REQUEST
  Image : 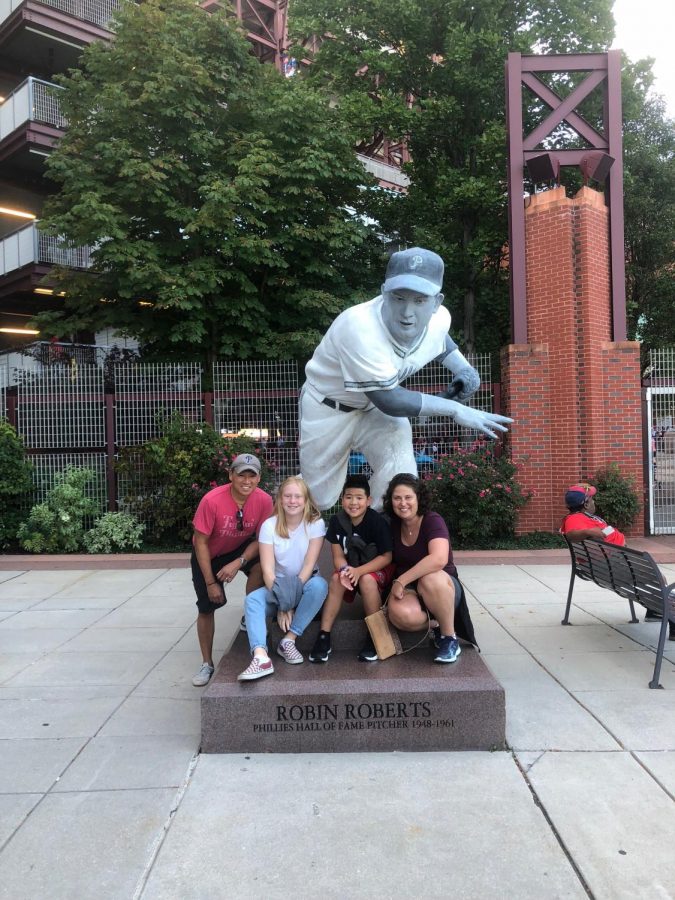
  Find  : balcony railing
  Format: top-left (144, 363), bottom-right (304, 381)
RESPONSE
top-left (0, 0), bottom-right (122, 29)
top-left (0, 221), bottom-right (92, 276)
top-left (0, 77), bottom-right (66, 141)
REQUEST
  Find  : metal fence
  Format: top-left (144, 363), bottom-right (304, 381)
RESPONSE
top-left (1, 347), bottom-right (495, 521)
top-left (17, 365), bottom-right (105, 449)
top-left (115, 362), bottom-right (202, 445)
top-left (646, 348), bottom-right (675, 534)
top-left (37, 0), bottom-right (121, 28)
top-left (213, 359), bottom-right (302, 484)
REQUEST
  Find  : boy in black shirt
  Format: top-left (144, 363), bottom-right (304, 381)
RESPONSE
top-left (309, 475), bottom-right (393, 663)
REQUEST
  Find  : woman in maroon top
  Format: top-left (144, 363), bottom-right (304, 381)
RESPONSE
top-left (383, 473), bottom-right (476, 663)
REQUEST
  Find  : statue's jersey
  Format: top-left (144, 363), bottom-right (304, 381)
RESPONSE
top-left (304, 296), bottom-right (451, 407)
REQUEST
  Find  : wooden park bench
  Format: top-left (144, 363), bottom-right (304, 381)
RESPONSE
top-left (562, 538), bottom-right (675, 689)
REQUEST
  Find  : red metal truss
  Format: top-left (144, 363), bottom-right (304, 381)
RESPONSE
top-left (505, 51), bottom-right (626, 343)
top-left (201, 0), bottom-right (289, 70)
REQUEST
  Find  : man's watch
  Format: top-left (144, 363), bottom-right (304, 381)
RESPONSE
top-left (239, 556), bottom-right (247, 568)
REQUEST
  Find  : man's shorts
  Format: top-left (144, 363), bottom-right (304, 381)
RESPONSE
top-left (342, 563), bottom-right (396, 604)
top-left (191, 541), bottom-right (257, 614)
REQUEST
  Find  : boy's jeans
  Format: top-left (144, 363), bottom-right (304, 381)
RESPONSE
top-left (245, 575), bottom-right (328, 653)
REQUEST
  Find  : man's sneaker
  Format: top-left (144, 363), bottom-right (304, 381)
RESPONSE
top-left (239, 615), bottom-right (247, 632)
top-left (434, 635), bottom-right (461, 664)
top-left (429, 625), bottom-right (442, 649)
top-left (277, 638), bottom-right (304, 665)
top-left (237, 656), bottom-right (274, 681)
top-left (358, 636), bottom-right (379, 662)
top-left (309, 632), bottom-right (332, 663)
top-left (192, 662), bottom-right (215, 687)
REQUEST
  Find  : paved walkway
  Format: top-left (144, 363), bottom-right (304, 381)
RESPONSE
top-left (0, 555), bottom-right (674, 899)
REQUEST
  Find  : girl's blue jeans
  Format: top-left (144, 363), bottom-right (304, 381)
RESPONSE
top-left (244, 575), bottom-right (328, 653)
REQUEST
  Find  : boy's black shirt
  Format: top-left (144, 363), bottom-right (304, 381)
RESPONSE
top-left (326, 507), bottom-right (393, 560)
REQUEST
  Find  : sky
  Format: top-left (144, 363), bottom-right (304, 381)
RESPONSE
top-left (612, 0), bottom-right (675, 118)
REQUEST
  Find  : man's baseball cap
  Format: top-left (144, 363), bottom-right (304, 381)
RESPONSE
top-left (230, 453), bottom-right (261, 475)
top-left (564, 483), bottom-right (597, 507)
top-left (383, 247), bottom-right (444, 296)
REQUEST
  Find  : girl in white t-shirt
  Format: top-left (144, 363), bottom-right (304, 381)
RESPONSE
top-left (238, 476), bottom-right (327, 681)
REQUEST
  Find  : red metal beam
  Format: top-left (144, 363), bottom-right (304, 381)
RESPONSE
top-left (505, 51), bottom-right (626, 344)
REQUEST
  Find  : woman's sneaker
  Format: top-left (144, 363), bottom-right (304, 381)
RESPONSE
top-left (277, 638), bottom-right (304, 664)
top-left (358, 636), bottom-right (379, 662)
top-left (309, 632), bottom-right (332, 663)
top-left (434, 636), bottom-right (461, 664)
top-left (237, 656), bottom-right (274, 681)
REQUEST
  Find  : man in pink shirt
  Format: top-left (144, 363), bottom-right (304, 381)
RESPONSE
top-left (191, 453), bottom-right (273, 686)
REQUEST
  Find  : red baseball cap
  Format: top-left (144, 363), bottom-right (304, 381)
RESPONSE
top-left (565, 483), bottom-right (596, 507)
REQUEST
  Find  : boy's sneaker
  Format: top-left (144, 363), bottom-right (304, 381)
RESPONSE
top-left (192, 662), bottom-right (215, 686)
top-left (237, 656), bottom-right (274, 681)
top-left (429, 625), bottom-right (442, 649)
top-left (309, 632), bottom-right (332, 663)
top-left (434, 636), bottom-right (461, 664)
top-left (277, 638), bottom-right (304, 665)
top-left (239, 615), bottom-right (247, 632)
top-left (358, 636), bottom-right (379, 662)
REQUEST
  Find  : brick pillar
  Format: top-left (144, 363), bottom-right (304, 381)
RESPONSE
top-left (502, 186), bottom-right (644, 535)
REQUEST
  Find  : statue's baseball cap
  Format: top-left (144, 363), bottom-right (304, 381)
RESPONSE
top-left (565, 483), bottom-right (596, 507)
top-left (230, 453), bottom-right (261, 475)
top-left (383, 247), bottom-right (444, 296)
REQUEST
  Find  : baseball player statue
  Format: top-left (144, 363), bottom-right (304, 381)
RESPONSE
top-left (299, 247), bottom-right (512, 509)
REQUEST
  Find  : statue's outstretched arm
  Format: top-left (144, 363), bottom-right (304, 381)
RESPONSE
top-left (368, 388), bottom-right (512, 439)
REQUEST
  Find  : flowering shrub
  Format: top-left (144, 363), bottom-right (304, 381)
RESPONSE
top-left (426, 447), bottom-right (531, 548)
top-left (18, 467), bottom-right (101, 553)
top-left (0, 420), bottom-right (33, 548)
top-left (83, 512), bottom-right (145, 553)
top-left (116, 413), bottom-right (269, 543)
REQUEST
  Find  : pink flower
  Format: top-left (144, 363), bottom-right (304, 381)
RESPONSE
top-left (505, 486), bottom-right (512, 493)
top-left (458, 469), bottom-right (465, 476)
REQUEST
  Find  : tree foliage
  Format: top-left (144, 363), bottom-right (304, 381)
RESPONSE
top-left (290, 0), bottom-right (672, 355)
top-left (621, 63), bottom-right (675, 354)
top-left (39, 0), bottom-right (383, 363)
top-left (0, 420), bottom-right (33, 548)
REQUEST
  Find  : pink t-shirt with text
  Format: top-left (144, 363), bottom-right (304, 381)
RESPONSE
top-left (192, 484), bottom-right (273, 559)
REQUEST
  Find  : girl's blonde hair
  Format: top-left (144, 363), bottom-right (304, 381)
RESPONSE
top-left (274, 476), bottom-right (321, 538)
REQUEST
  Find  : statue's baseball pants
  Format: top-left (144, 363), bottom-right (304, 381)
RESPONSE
top-left (299, 386), bottom-right (417, 510)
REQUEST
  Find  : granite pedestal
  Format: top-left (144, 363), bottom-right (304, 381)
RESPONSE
top-left (201, 620), bottom-right (505, 753)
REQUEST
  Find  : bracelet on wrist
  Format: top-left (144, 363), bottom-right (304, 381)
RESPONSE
top-left (338, 564), bottom-right (349, 573)
top-left (207, 581), bottom-right (217, 587)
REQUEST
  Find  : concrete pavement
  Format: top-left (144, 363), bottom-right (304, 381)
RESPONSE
top-left (0, 558), bottom-right (674, 899)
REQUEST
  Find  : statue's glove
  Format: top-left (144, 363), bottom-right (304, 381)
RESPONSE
top-left (447, 365), bottom-right (480, 402)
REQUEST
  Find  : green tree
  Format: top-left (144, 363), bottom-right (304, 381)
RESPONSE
top-left (621, 62), bottom-right (675, 353)
top-left (0, 420), bottom-right (33, 548)
top-left (38, 0), bottom-right (382, 363)
top-left (290, 0), bottom-right (615, 355)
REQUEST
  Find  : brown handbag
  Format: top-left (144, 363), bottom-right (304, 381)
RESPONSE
top-left (365, 599), bottom-right (431, 660)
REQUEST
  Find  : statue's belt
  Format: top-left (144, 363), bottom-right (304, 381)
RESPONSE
top-left (321, 397), bottom-right (359, 413)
